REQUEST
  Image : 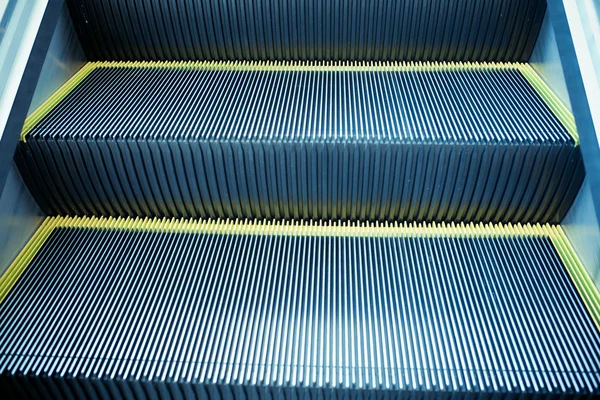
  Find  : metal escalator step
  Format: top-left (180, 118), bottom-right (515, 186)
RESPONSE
top-left (0, 217), bottom-right (599, 397)
top-left (17, 62), bottom-right (583, 224)
top-left (65, 0), bottom-right (546, 63)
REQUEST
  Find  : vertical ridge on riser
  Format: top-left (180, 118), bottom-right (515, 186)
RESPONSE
top-left (1, 218), bottom-right (599, 397)
top-left (16, 62), bottom-right (584, 223)
top-left (66, 0), bottom-right (546, 63)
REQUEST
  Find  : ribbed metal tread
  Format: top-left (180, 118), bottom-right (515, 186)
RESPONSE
top-left (66, 0), bottom-right (545, 63)
top-left (17, 62), bottom-right (584, 224)
top-left (1, 218), bottom-right (599, 398)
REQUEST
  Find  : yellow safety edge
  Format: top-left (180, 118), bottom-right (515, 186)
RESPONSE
top-left (19, 61), bottom-right (579, 144)
top-left (20, 63), bottom-right (97, 141)
top-left (1, 215), bottom-right (599, 330)
top-left (0, 218), bottom-right (60, 303)
top-left (517, 64), bottom-right (579, 145)
top-left (8, 215), bottom-right (552, 237)
top-left (86, 59), bottom-right (520, 71)
top-left (544, 224), bottom-right (600, 332)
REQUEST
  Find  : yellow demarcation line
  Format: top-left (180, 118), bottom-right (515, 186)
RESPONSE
top-left (1, 216), bottom-right (599, 332)
top-left (20, 63), bottom-right (97, 141)
top-left (87, 59), bottom-right (517, 72)
top-left (1, 215), bottom-right (550, 237)
top-left (516, 64), bottom-right (579, 145)
top-left (0, 218), bottom-right (60, 303)
top-left (544, 224), bottom-right (600, 332)
top-left (20, 61), bottom-right (579, 144)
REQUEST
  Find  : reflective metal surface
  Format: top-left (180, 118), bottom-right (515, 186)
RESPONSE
top-left (65, 0), bottom-right (546, 63)
top-left (27, 1), bottom-right (85, 115)
top-left (563, 178), bottom-right (600, 291)
top-left (1, 226), bottom-right (599, 395)
top-left (0, 162), bottom-right (43, 276)
top-left (0, 1), bottom-right (83, 278)
top-left (529, 11), bottom-right (572, 111)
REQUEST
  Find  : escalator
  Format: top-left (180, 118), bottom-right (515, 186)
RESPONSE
top-left (0, 0), bottom-right (599, 398)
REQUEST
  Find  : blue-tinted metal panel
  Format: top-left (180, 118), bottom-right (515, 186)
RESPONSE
top-left (0, 1), bottom-right (84, 277)
top-left (0, 0), bottom-right (62, 202)
top-left (0, 163), bottom-right (43, 276)
top-left (574, 0), bottom-right (600, 106)
top-left (563, 179), bottom-right (600, 290)
top-left (546, 0), bottom-right (600, 293)
top-left (529, 11), bottom-right (573, 112)
top-left (27, 1), bottom-right (85, 114)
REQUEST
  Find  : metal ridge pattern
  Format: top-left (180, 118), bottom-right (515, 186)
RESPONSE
top-left (1, 216), bottom-right (599, 330)
top-left (0, 217), bottom-right (599, 396)
top-left (65, 0), bottom-right (545, 63)
top-left (20, 61), bottom-right (579, 144)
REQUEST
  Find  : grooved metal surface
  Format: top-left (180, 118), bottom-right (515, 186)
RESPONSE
top-left (65, 0), bottom-right (546, 62)
top-left (25, 66), bottom-right (571, 143)
top-left (0, 227), bottom-right (599, 396)
top-left (17, 64), bottom-right (584, 223)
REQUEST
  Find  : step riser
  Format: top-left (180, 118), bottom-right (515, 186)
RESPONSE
top-left (67, 0), bottom-right (546, 63)
top-left (16, 140), bottom-right (584, 223)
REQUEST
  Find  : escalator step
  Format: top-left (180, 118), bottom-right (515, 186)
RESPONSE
top-left (0, 217), bottom-right (599, 397)
top-left (17, 62), bottom-right (583, 224)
